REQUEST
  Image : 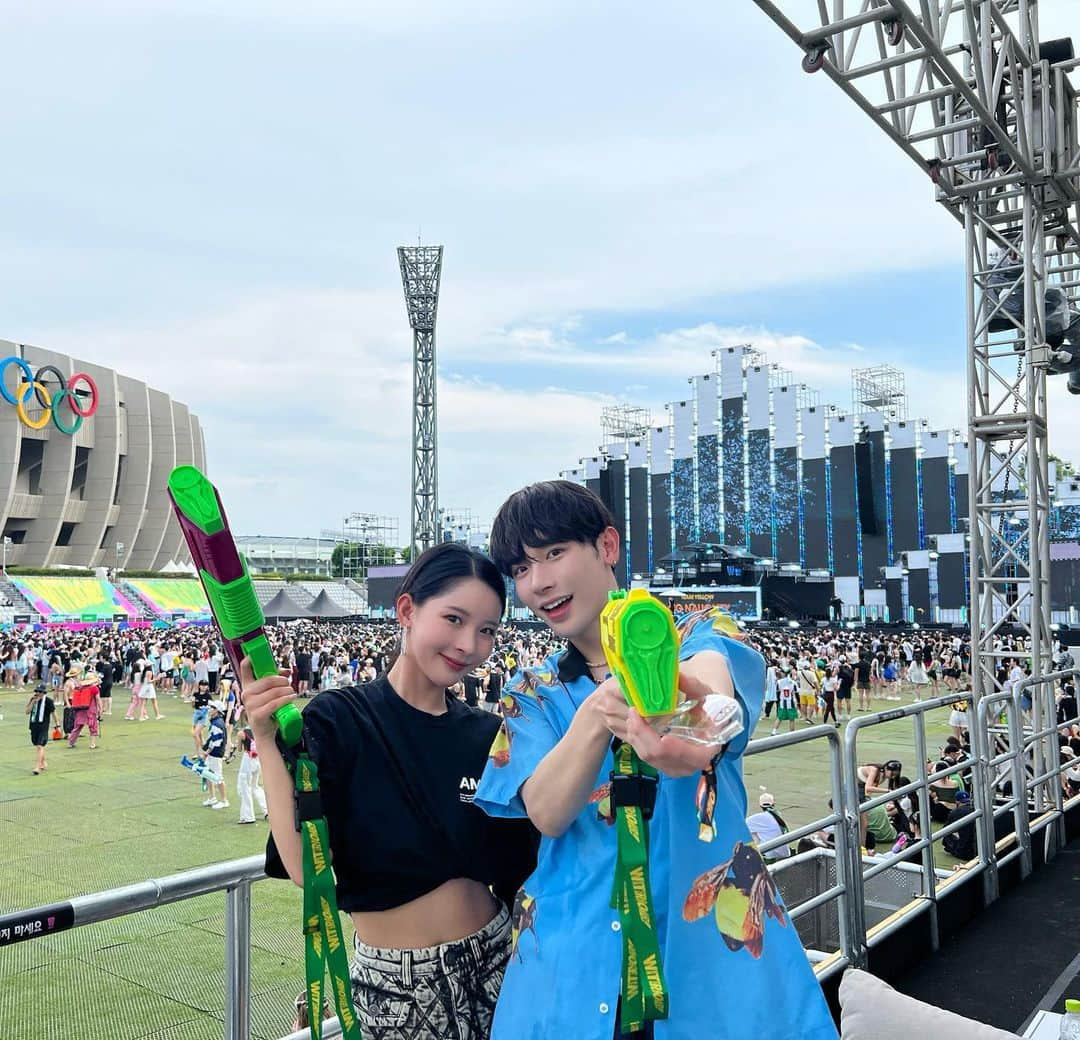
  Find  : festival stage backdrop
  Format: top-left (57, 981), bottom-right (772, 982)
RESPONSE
top-left (649, 425), bottom-right (672, 573)
top-left (721, 397), bottom-right (746, 549)
top-left (889, 422), bottom-right (919, 557)
top-left (829, 414), bottom-right (859, 577)
top-left (860, 414), bottom-right (889, 581)
top-left (602, 454), bottom-right (627, 585)
top-left (672, 400), bottom-right (696, 549)
top-left (695, 374), bottom-right (720, 544)
top-left (654, 586), bottom-right (761, 622)
top-left (921, 429), bottom-right (953, 540)
top-left (746, 363), bottom-right (772, 560)
top-left (628, 439), bottom-right (650, 581)
top-left (773, 386), bottom-right (800, 566)
top-left (954, 441), bottom-right (970, 527)
top-left (801, 407), bottom-right (830, 572)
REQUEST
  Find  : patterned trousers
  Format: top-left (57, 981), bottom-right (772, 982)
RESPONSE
top-left (350, 904), bottom-right (511, 1040)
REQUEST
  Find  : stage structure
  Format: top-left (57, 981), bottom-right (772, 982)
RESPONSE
top-left (398, 244), bottom-right (443, 556)
top-left (753, 0), bottom-right (1080, 906)
top-left (334, 513), bottom-right (400, 580)
top-left (439, 506), bottom-right (489, 549)
top-left (852, 364), bottom-right (909, 422)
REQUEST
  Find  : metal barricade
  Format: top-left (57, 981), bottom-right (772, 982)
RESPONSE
top-left (0, 856), bottom-right (265, 1040)
top-left (842, 692), bottom-right (986, 968)
top-left (3, 672), bottom-right (1079, 1037)
top-left (974, 685), bottom-right (1033, 900)
top-left (744, 724), bottom-right (853, 979)
top-left (1016, 669), bottom-right (1080, 852)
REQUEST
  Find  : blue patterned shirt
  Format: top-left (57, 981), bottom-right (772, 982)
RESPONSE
top-left (476, 609), bottom-right (839, 1040)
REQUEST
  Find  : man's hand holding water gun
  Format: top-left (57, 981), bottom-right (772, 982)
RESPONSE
top-left (588, 666), bottom-right (729, 777)
top-left (593, 590), bottom-right (744, 776)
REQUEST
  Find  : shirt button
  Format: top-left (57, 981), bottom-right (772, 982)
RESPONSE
top-left (611, 921), bottom-right (621, 932)
top-left (599, 1003), bottom-right (610, 1014)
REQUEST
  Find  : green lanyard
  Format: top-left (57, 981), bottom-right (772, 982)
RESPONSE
top-left (610, 743), bottom-right (669, 1034)
top-left (289, 751), bottom-right (363, 1040)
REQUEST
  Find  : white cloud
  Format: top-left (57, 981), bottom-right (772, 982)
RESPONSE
top-left (5, 1), bottom-right (1079, 543)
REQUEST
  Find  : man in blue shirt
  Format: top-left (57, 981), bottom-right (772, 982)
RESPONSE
top-left (476, 480), bottom-right (838, 1040)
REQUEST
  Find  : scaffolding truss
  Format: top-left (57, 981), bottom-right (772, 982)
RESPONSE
top-left (601, 404), bottom-right (652, 446)
top-left (438, 506), bottom-right (488, 548)
top-left (755, 0), bottom-right (1080, 932)
top-left (852, 363), bottom-right (909, 421)
top-left (337, 513), bottom-right (400, 580)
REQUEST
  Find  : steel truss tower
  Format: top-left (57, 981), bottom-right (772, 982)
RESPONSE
top-left (755, 0), bottom-right (1079, 919)
top-left (398, 245), bottom-right (444, 556)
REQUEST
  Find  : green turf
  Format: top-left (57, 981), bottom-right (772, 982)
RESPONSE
top-left (0, 682), bottom-right (963, 1038)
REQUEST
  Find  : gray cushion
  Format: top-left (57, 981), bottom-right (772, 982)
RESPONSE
top-left (839, 968), bottom-right (1022, 1040)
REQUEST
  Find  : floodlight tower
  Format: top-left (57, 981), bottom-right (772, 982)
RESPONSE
top-left (754, 0), bottom-right (1079, 918)
top-left (398, 245), bottom-right (444, 556)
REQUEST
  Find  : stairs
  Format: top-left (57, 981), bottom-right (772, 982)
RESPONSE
top-left (119, 581), bottom-right (165, 621)
top-left (1, 578), bottom-right (39, 619)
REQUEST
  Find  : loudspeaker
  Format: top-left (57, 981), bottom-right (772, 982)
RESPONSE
top-left (855, 440), bottom-right (879, 535)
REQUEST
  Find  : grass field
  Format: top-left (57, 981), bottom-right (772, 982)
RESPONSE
top-left (0, 682), bottom-right (963, 1039)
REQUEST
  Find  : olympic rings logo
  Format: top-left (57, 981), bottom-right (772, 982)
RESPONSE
top-left (0, 356), bottom-right (99, 435)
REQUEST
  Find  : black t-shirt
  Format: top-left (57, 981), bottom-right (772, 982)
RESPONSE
top-left (838, 664), bottom-right (855, 692)
top-left (265, 677), bottom-right (538, 913)
top-left (485, 670), bottom-right (503, 703)
top-left (855, 659), bottom-right (871, 683)
top-left (28, 695), bottom-right (55, 729)
top-left (95, 660), bottom-right (113, 694)
top-left (463, 673), bottom-right (482, 707)
top-left (193, 689), bottom-right (211, 710)
top-left (294, 651), bottom-right (312, 677)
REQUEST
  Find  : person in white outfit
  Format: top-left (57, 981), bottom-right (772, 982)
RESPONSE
top-left (236, 727), bottom-right (268, 824)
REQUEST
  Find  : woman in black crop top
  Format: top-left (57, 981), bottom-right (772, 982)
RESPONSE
top-left (244, 543), bottom-right (537, 1040)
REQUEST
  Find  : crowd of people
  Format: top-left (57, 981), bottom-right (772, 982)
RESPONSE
top-left (5, 616), bottom-right (1076, 858)
top-left (4, 621), bottom-right (1076, 770)
top-left (2, 478), bottom-right (1078, 1040)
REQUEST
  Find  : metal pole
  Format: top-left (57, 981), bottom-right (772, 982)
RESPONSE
top-left (974, 691), bottom-right (1001, 906)
top-left (841, 723), bottom-right (869, 969)
top-left (826, 727), bottom-right (854, 968)
top-left (224, 881), bottom-right (252, 1040)
top-left (913, 712), bottom-right (940, 951)
top-left (1007, 688), bottom-right (1034, 880)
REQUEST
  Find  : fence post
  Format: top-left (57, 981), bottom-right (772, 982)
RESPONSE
top-left (225, 881), bottom-right (252, 1040)
top-left (841, 725), bottom-right (869, 969)
top-left (826, 728), bottom-right (855, 967)
top-left (913, 712), bottom-right (940, 951)
top-left (1008, 692), bottom-right (1034, 880)
top-left (974, 693), bottom-right (1001, 906)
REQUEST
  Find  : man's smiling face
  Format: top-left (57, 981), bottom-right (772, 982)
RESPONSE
top-left (510, 529), bottom-right (619, 642)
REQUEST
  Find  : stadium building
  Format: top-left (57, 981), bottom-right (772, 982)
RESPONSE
top-left (234, 535), bottom-right (334, 576)
top-left (0, 339), bottom-right (206, 571)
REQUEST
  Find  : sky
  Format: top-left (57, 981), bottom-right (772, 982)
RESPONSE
top-left (3, 2), bottom-right (1078, 541)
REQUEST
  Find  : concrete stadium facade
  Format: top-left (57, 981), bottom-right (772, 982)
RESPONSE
top-left (0, 339), bottom-right (206, 570)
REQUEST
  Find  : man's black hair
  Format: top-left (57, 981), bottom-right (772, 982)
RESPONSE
top-left (489, 480), bottom-right (616, 577)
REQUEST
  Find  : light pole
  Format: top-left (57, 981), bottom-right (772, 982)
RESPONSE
top-left (2, 536), bottom-right (11, 577)
top-left (115, 541), bottom-right (123, 581)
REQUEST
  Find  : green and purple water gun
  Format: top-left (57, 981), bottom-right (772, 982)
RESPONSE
top-left (167, 465), bottom-right (303, 746)
top-left (167, 465), bottom-right (360, 1039)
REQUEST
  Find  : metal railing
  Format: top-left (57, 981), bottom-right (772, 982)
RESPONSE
top-left (744, 723), bottom-right (853, 978)
top-left (841, 691), bottom-right (986, 966)
top-left (3, 669), bottom-right (1079, 1037)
